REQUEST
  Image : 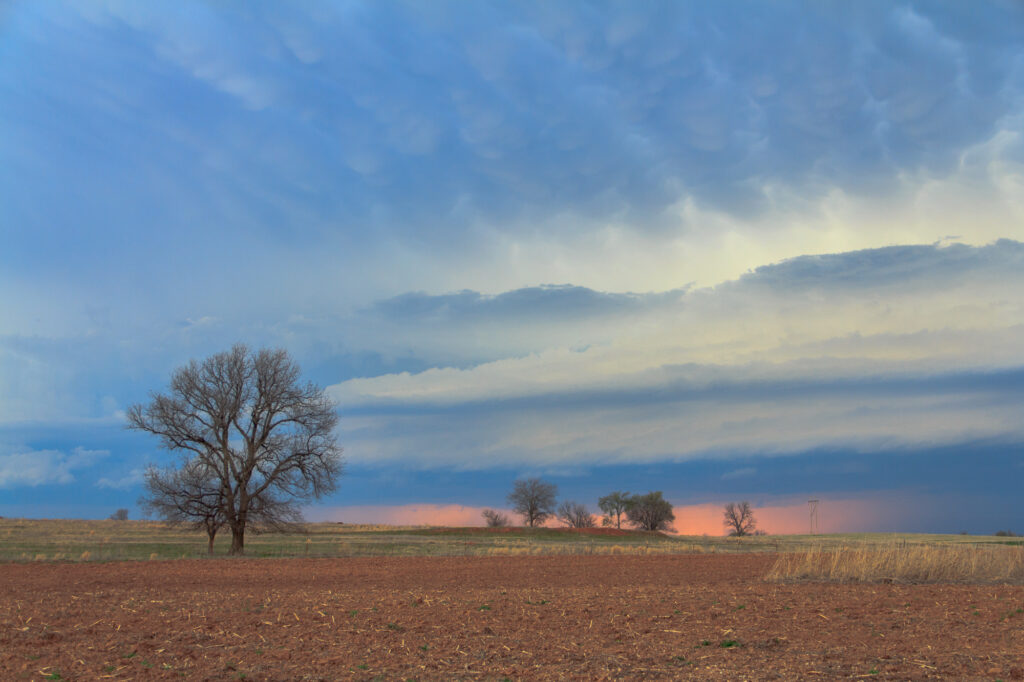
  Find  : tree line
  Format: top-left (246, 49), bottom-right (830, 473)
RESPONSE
top-left (482, 479), bottom-right (676, 532)
top-left (483, 477), bottom-right (762, 535)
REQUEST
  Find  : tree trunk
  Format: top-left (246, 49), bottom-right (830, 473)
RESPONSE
top-left (230, 524), bottom-right (245, 555)
top-left (207, 529), bottom-right (216, 555)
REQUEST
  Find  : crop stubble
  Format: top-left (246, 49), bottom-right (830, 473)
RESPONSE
top-left (1, 555), bottom-right (1022, 680)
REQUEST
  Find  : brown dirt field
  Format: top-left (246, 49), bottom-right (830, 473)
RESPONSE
top-left (1, 555), bottom-right (1022, 680)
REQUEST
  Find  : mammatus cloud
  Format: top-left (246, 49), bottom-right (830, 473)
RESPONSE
top-left (5, 0), bottom-right (1024, 336)
top-left (47, 1), bottom-right (1024, 228)
top-left (0, 447), bottom-right (109, 488)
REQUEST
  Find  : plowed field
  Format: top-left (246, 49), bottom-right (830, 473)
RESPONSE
top-left (2, 555), bottom-right (1022, 680)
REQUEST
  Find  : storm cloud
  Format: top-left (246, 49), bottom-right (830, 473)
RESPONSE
top-left (2, 2), bottom-right (1023, 529)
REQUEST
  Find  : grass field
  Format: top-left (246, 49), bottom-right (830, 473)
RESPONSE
top-left (768, 542), bottom-right (1024, 583)
top-left (0, 517), bottom-right (1019, 562)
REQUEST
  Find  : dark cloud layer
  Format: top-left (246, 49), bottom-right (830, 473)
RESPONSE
top-left (341, 363), bottom-right (1024, 416)
top-left (736, 239), bottom-right (1024, 291)
top-left (369, 284), bottom-right (684, 322)
top-left (364, 240), bottom-right (1023, 331)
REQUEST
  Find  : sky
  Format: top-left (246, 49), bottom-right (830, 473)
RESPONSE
top-left (2, 1), bottom-right (1024, 535)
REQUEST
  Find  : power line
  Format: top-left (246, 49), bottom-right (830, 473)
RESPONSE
top-left (808, 499), bottom-right (819, 535)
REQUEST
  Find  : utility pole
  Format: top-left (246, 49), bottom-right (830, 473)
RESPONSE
top-left (807, 499), bottom-right (819, 535)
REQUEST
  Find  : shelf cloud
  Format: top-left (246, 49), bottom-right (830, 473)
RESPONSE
top-left (1, 2), bottom-right (1023, 530)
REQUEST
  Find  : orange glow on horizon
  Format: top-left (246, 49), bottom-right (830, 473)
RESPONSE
top-left (310, 503), bottom-right (525, 528)
top-left (670, 502), bottom-right (816, 535)
top-left (670, 497), bottom-right (925, 536)
top-left (310, 496), bottom-right (913, 534)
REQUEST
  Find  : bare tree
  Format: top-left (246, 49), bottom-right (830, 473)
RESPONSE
top-left (141, 459), bottom-right (226, 554)
top-left (557, 501), bottom-right (596, 529)
top-left (507, 478), bottom-right (558, 528)
top-left (625, 491), bottom-right (675, 531)
top-left (598, 491), bottom-right (633, 529)
top-left (109, 508), bottom-right (129, 521)
top-left (723, 501), bottom-right (756, 537)
top-left (128, 345), bottom-right (343, 555)
top-left (481, 509), bottom-right (509, 528)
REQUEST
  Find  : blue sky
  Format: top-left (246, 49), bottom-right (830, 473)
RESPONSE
top-left (2, 1), bottom-right (1024, 533)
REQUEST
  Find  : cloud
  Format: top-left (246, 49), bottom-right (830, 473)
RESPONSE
top-left (721, 467), bottom-right (756, 481)
top-left (2, 0), bottom-right (1024, 414)
top-left (0, 446), bottom-right (109, 488)
top-left (334, 241), bottom-right (1024, 405)
top-left (2, 1), bottom-right (1024, 526)
top-left (735, 239), bottom-right (1024, 293)
top-left (3, 239), bottom-right (1022, 472)
top-left (339, 373), bottom-right (1024, 470)
top-left (96, 468), bottom-right (144, 490)
top-left (329, 241), bottom-right (1024, 468)
top-left (6, 1), bottom-right (1024, 303)
top-left (369, 285), bottom-right (665, 324)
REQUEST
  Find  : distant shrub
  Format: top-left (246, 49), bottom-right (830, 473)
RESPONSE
top-left (109, 509), bottom-right (129, 521)
top-left (995, 530), bottom-right (1018, 537)
top-left (481, 509), bottom-right (509, 528)
top-left (557, 501), bottom-right (596, 529)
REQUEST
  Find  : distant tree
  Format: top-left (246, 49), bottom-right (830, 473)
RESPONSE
top-left (109, 508), bottom-right (129, 521)
top-left (557, 501), bottom-right (596, 529)
top-left (995, 530), bottom-right (1018, 537)
top-left (723, 501), bottom-right (757, 537)
top-left (507, 478), bottom-right (558, 528)
top-left (127, 345), bottom-right (343, 555)
top-left (141, 459), bottom-right (226, 554)
top-left (625, 492), bottom-right (675, 531)
top-left (481, 509), bottom-right (509, 528)
top-left (598, 491), bottom-right (633, 529)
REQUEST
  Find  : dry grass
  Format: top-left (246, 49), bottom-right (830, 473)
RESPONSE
top-left (481, 542), bottom-right (689, 556)
top-left (767, 543), bottom-right (1024, 584)
top-left (2, 517), bottom-right (1019, 563)
top-left (310, 523), bottom-right (432, 533)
